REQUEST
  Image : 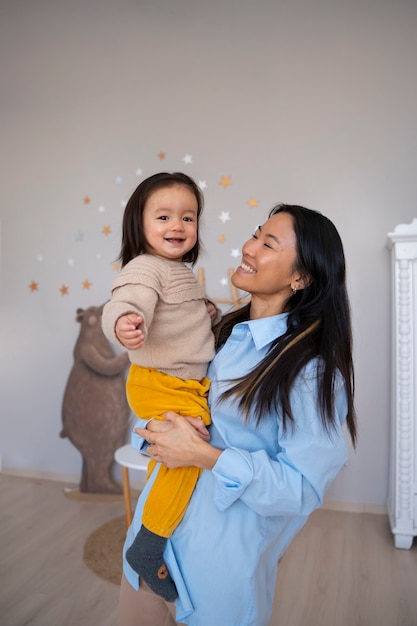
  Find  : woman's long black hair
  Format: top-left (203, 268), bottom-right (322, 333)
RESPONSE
top-left (214, 204), bottom-right (357, 446)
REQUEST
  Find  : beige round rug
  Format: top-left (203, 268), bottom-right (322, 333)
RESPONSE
top-left (83, 515), bottom-right (126, 585)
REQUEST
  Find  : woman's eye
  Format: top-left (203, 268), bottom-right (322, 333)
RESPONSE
top-left (251, 233), bottom-right (258, 240)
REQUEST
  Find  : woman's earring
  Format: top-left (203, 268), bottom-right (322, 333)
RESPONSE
top-left (292, 287), bottom-right (297, 295)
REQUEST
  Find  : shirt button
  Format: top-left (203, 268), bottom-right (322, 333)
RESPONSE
top-left (247, 331), bottom-right (251, 336)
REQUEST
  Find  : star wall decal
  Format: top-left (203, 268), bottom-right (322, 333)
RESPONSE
top-left (219, 176), bottom-right (232, 188)
top-left (182, 154), bottom-right (193, 165)
top-left (28, 154), bottom-right (261, 312)
top-left (218, 211), bottom-right (231, 224)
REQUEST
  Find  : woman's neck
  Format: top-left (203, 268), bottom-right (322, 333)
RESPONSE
top-left (249, 296), bottom-right (287, 320)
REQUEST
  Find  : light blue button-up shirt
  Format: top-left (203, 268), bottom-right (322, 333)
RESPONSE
top-left (125, 313), bottom-right (348, 626)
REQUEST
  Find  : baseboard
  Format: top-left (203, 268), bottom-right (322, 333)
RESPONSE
top-left (2, 466), bottom-right (80, 484)
top-left (322, 499), bottom-right (387, 515)
top-left (1, 466), bottom-right (145, 490)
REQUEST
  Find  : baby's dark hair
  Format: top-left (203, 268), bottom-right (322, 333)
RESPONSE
top-left (118, 172), bottom-right (204, 267)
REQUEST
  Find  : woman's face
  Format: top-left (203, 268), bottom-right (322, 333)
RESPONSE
top-left (232, 211), bottom-right (302, 315)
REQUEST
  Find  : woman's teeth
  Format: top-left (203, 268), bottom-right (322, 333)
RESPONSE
top-left (240, 262), bottom-right (256, 274)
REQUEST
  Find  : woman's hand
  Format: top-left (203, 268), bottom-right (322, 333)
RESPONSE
top-left (115, 314), bottom-right (145, 349)
top-left (184, 416), bottom-right (211, 443)
top-left (135, 412), bottom-right (221, 470)
top-left (145, 415), bottom-right (211, 443)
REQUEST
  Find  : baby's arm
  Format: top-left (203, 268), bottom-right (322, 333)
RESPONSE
top-left (115, 314), bottom-right (145, 350)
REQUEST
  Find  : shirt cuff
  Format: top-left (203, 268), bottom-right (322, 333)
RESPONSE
top-left (212, 448), bottom-right (254, 511)
top-left (131, 419), bottom-right (151, 454)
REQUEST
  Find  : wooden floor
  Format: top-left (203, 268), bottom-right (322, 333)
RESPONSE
top-left (1, 474), bottom-right (416, 626)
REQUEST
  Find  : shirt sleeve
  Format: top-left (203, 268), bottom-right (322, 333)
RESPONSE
top-left (211, 374), bottom-right (348, 518)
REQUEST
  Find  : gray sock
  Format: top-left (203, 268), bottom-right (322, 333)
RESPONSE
top-left (126, 525), bottom-right (178, 602)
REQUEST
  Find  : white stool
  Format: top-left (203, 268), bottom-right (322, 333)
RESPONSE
top-left (114, 443), bottom-right (149, 528)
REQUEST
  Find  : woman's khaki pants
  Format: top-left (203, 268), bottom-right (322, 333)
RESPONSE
top-left (118, 575), bottom-right (185, 626)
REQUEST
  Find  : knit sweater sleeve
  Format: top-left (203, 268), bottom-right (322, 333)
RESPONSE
top-left (101, 256), bottom-right (161, 346)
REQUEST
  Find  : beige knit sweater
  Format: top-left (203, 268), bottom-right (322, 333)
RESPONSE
top-left (102, 254), bottom-right (215, 381)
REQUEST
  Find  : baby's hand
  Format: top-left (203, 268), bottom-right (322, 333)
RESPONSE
top-left (205, 299), bottom-right (219, 325)
top-left (115, 314), bottom-right (145, 349)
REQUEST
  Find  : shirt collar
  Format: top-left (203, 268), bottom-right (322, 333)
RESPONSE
top-left (238, 313), bottom-right (289, 350)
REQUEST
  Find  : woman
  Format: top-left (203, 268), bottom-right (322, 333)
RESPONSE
top-left (115, 203), bottom-right (357, 626)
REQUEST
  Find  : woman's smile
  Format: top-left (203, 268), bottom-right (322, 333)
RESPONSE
top-left (238, 260), bottom-right (257, 274)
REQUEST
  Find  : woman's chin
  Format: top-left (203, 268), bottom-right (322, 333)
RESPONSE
top-left (231, 269), bottom-right (249, 290)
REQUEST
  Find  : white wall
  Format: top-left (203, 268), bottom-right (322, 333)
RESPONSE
top-left (1, 0), bottom-right (416, 506)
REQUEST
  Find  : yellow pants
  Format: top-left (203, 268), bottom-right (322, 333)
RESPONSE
top-left (126, 364), bottom-right (211, 538)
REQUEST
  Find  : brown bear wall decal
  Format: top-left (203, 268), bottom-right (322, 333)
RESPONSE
top-left (61, 304), bottom-right (130, 494)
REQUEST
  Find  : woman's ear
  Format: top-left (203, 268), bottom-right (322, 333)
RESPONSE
top-left (293, 273), bottom-right (312, 291)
